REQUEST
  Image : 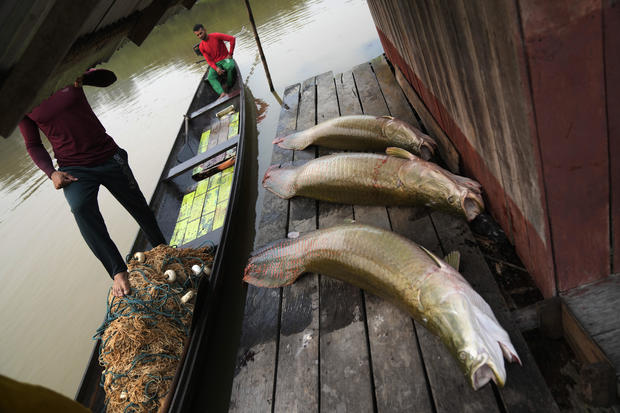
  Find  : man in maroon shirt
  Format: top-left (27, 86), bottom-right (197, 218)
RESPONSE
top-left (18, 69), bottom-right (166, 297)
top-left (193, 23), bottom-right (236, 98)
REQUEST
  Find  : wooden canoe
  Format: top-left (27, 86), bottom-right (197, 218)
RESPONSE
top-left (75, 61), bottom-right (250, 412)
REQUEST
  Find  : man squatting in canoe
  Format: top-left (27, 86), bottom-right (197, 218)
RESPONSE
top-left (193, 23), bottom-right (236, 99)
top-left (18, 69), bottom-right (166, 297)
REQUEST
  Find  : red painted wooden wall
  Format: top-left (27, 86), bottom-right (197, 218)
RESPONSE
top-left (367, 0), bottom-right (618, 296)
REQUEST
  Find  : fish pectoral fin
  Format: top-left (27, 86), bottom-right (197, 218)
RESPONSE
top-left (379, 115), bottom-right (394, 120)
top-left (418, 245), bottom-right (444, 268)
top-left (386, 147), bottom-right (416, 160)
top-left (443, 250), bottom-right (461, 271)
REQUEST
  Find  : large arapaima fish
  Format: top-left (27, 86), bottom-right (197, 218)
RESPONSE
top-left (243, 224), bottom-right (521, 390)
top-left (272, 115), bottom-right (437, 160)
top-left (263, 147), bottom-right (484, 221)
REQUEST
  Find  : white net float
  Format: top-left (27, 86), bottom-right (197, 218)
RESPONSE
top-left (181, 290), bottom-right (196, 304)
top-left (164, 269), bottom-right (176, 283)
top-left (133, 252), bottom-right (145, 263)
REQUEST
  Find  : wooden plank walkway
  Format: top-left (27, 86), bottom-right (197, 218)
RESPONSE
top-left (229, 55), bottom-right (559, 413)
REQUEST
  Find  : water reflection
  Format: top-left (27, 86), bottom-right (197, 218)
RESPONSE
top-left (254, 98), bottom-right (270, 123)
top-left (0, 0), bottom-right (382, 397)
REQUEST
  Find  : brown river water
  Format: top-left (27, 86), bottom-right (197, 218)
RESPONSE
top-left (0, 0), bottom-right (382, 397)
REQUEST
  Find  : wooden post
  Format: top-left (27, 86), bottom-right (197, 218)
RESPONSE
top-left (244, 0), bottom-right (275, 92)
top-left (271, 89), bottom-right (283, 107)
top-left (537, 296), bottom-right (563, 339)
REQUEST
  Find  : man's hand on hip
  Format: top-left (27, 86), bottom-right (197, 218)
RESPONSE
top-left (51, 171), bottom-right (78, 189)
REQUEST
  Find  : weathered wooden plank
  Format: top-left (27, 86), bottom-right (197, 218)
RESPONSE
top-left (562, 274), bottom-right (620, 381)
top-left (317, 70), bottom-right (374, 412)
top-left (388, 210), bottom-right (500, 413)
top-left (351, 60), bottom-right (432, 412)
top-left (451, 0), bottom-right (534, 252)
top-left (561, 274), bottom-right (620, 336)
top-left (370, 55), bottom-right (419, 128)
top-left (353, 62), bottom-right (388, 117)
top-left (430, 211), bottom-right (559, 412)
top-left (393, 65), bottom-right (460, 173)
top-left (606, 0), bottom-right (620, 274)
top-left (560, 301), bottom-right (613, 366)
top-left (316, 71), bottom-right (341, 126)
top-left (355, 207), bottom-right (433, 413)
top-left (521, 0), bottom-right (610, 291)
top-left (335, 71), bottom-right (362, 116)
top-left (373, 57), bottom-right (490, 411)
top-left (274, 76), bottom-right (320, 413)
top-left (561, 281), bottom-right (620, 395)
top-left (594, 329), bottom-right (620, 381)
top-left (229, 84), bottom-right (300, 413)
top-left (370, 0), bottom-right (561, 296)
top-left (318, 204), bottom-right (374, 413)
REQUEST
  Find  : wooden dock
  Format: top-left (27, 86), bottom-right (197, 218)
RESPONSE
top-left (228, 55), bottom-right (559, 413)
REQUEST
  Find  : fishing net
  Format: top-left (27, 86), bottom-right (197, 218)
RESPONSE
top-left (94, 244), bottom-right (214, 413)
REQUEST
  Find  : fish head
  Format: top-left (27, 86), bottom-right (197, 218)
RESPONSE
top-left (429, 291), bottom-right (518, 389)
top-left (451, 188), bottom-right (485, 222)
top-left (456, 341), bottom-right (507, 390)
top-left (398, 162), bottom-right (484, 221)
top-left (383, 118), bottom-right (436, 160)
top-left (420, 264), bottom-right (520, 390)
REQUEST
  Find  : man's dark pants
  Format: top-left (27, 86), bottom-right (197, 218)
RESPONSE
top-left (60, 148), bottom-right (166, 278)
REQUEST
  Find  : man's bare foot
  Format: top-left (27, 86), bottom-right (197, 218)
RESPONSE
top-left (219, 92), bottom-right (228, 99)
top-left (113, 271), bottom-right (131, 297)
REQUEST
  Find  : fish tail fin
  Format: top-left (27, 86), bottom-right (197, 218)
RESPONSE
top-left (262, 164), bottom-right (298, 199)
top-left (243, 238), bottom-right (307, 287)
top-left (273, 131), bottom-right (309, 150)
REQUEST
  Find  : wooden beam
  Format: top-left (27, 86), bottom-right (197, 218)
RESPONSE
top-left (354, 60), bottom-right (432, 412)
top-left (0, 0), bottom-right (106, 138)
top-left (560, 300), bottom-right (617, 405)
top-left (164, 136), bottom-right (238, 180)
top-left (538, 296), bottom-right (563, 339)
top-left (189, 90), bottom-right (240, 119)
top-left (510, 302), bottom-right (538, 332)
top-left (229, 84), bottom-right (300, 412)
top-left (273, 76), bottom-right (319, 413)
top-left (128, 0), bottom-right (176, 46)
top-left (513, 294), bottom-right (617, 404)
top-left (561, 300), bottom-right (612, 365)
